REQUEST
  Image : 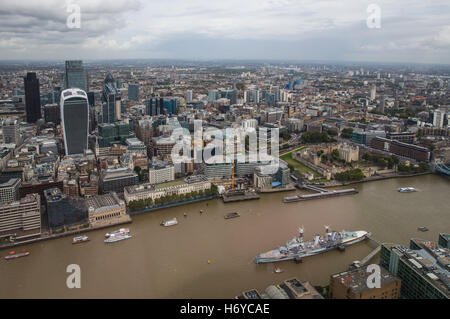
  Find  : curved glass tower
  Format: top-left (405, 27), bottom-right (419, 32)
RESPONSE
top-left (60, 88), bottom-right (89, 155)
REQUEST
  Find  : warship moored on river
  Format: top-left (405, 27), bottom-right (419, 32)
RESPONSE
top-left (254, 226), bottom-right (370, 264)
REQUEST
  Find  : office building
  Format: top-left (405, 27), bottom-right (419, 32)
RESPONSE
top-left (186, 90), bottom-right (193, 103)
top-left (0, 178), bottom-right (21, 205)
top-left (163, 98), bottom-right (177, 115)
top-left (64, 60), bottom-right (88, 91)
top-left (100, 168), bottom-right (138, 194)
top-left (145, 98), bottom-right (164, 116)
top-left (60, 88), bottom-right (89, 155)
top-left (370, 85), bottom-right (376, 101)
top-left (101, 73), bottom-right (121, 123)
top-left (44, 187), bottom-right (87, 230)
top-left (2, 118), bottom-right (21, 145)
top-left (380, 237), bottom-right (450, 299)
top-left (149, 164), bottom-right (175, 185)
top-left (23, 72), bottom-right (42, 123)
top-left (433, 109), bottom-right (446, 128)
top-left (44, 103), bottom-right (61, 124)
top-left (128, 83), bottom-right (139, 101)
top-left (370, 137), bottom-right (430, 162)
top-left (329, 267), bottom-right (401, 299)
top-left (0, 193), bottom-right (41, 240)
top-left (208, 90), bottom-right (219, 102)
top-left (204, 162), bottom-right (232, 179)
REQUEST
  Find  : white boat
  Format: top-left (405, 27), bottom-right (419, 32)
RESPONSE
top-left (398, 187), bottom-right (417, 193)
top-left (104, 232), bottom-right (132, 243)
top-left (105, 228), bottom-right (130, 238)
top-left (72, 235), bottom-right (89, 244)
top-left (161, 218), bottom-right (178, 227)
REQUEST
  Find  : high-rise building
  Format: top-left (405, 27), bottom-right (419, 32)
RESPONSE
top-left (23, 72), bottom-right (42, 123)
top-left (433, 109), bottom-right (445, 128)
top-left (60, 88), bottom-right (89, 155)
top-left (145, 98), bottom-right (164, 116)
top-left (208, 90), bottom-right (219, 102)
top-left (128, 83), bottom-right (139, 101)
top-left (221, 89), bottom-right (237, 105)
top-left (163, 98), bottom-right (177, 115)
top-left (64, 60), bottom-right (88, 91)
top-left (379, 95), bottom-right (385, 113)
top-left (370, 85), bottom-right (376, 101)
top-left (186, 90), bottom-right (193, 103)
top-left (2, 118), bottom-right (21, 145)
top-left (101, 73), bottom-right (121, 123)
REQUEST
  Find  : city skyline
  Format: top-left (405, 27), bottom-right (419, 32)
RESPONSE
top-left (1, 1), bottom-right (450, 64)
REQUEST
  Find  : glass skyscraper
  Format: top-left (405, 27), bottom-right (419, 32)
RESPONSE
top-left (23, 72), bottom-right (42, 123)
top-left (60, 88), bottom-right (89, 155)
top-left (64, 60), bottom-right (88, 92)
top-left (128, 83), bottom-right (139, 101)
top-left (101, 73), bottom-right (121, 123)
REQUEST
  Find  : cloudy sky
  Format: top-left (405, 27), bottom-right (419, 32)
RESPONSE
top-left (1, 0), bottom-right (450, 63)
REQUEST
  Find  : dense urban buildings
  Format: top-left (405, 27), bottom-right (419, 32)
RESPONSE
top-left (0, 57), bottom-right (449, 301)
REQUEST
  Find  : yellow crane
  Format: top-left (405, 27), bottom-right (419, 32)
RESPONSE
top-left (231, 161), bottom-right (235, 190)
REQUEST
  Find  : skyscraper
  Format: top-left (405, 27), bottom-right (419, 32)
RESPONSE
top-left (186, 90), bottom-right (193, 103)
top-left (23, 72), bottom-right (42, 123)
top-left (101, 73), bottom-right (121, 123)
top-left (370, 85), bottom-right (376, 101)
top-left (64, 60), bottom-right (88, 91)
top-left (128, 83), bottom-right (139, 101)
top-left (145, 98), bottom-right (164, 116)
top-left (60, 88), bottom-right (89, 155)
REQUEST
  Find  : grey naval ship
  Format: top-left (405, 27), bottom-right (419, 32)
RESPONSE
top-left (254, 226), bottom-right (370, 264)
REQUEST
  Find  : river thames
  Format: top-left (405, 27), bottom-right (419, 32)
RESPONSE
top-left (1, 174), bottom-right (449, 298)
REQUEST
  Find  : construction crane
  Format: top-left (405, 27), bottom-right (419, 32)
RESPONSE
top-left (231, 161), bottom-right (235, 190)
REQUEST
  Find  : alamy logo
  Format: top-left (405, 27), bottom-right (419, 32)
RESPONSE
top-left (366, 4), bottom-right (381, 29)
top-left (66, 264), bottom-right (81, 288)
top-left (66, 1), bottom-right (81, 29)
top-left (366, 264), bottom-right (381, 289)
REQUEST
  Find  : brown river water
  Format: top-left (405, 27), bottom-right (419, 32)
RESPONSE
top-left (1, 174), bottom-right (449, 298)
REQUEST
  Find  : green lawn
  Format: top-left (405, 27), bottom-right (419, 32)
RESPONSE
top-left (280, 152), bottom-right (321, 177)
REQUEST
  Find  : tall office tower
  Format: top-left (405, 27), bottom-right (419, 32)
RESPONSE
top-left (3, 118), bottom-right (21, 145)
top-left (64, 60), bottom-right (88, 91)
top-left (145, 98), bottom-right (164, 116)
top-left (379, 95), bottom-right (385, 113)
top-left (221, 89), bottom-right (237, 105)
top-left (163, 98), bottom-right (177, 115)
top-left (23, 72), bottom-right (42, 123)
top-left (370, 85), bottom-right (376, 101)
top-left (87, 92), bottom-right (95, 107)
top-left (250, 89), bottom-right (260, 103)
top-left (128, 83), bottom-right (139, 101)
top-left (186, 90), bottom-right (193, 103)
top-left (433, 109), bottom-right (445, 128)
top-left (60, 88), bottom-right (89, 155)
top-left (208, 89), bottom-right (219, 102)
top-left (101, 73), bottom-right (121, 123)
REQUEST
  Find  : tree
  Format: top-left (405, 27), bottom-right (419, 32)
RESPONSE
top-left (340, 128), bottom-right (353, 139)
